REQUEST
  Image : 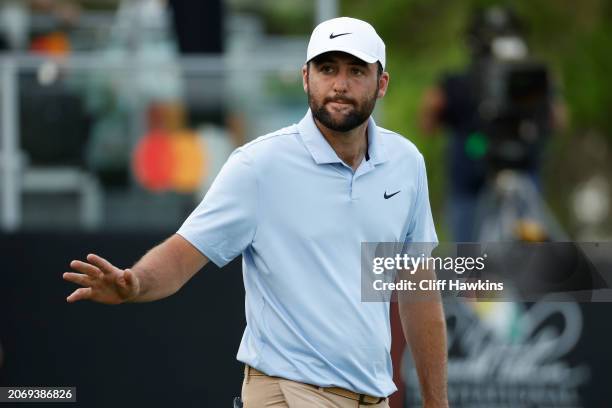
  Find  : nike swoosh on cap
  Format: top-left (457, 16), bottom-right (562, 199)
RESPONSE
top-left (329, 32), bottom-right (351, 39)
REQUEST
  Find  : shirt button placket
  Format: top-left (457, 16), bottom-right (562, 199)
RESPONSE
top-left (350, 176), bottom-right (358, 200)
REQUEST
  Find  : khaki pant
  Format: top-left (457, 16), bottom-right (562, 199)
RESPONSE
top-left (241, 367), bottom-right (390, 408)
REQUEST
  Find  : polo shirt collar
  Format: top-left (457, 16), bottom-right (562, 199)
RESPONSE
top-left (297, 109), bottom-right (388, 166)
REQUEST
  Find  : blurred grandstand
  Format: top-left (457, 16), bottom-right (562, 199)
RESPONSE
top-left (0, 0), bottom-right (318, 231)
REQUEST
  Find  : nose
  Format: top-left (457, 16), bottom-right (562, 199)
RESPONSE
top-left (332, 70), bottom-right (349, 94)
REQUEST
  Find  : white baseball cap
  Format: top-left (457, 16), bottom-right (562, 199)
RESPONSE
top-left (306, 17), bottom-right (386, 70)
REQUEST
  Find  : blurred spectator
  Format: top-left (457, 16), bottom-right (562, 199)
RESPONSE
top-left (29, 31), bottom-right (70, 56)
top-left (0, 0), bottom-right (80, 52)
top-left (82, 0), bottom-right (184, 186)
top-left (0, 0), bottom-right (29, 50)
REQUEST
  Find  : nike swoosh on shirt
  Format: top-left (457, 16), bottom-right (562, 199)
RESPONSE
top-left (329, 32), bottom-right (351, 39)
top-left (384, 190), bottom-right (400, 199)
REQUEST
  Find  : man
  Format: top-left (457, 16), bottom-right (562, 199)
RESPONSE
top-left (64, 17), bottom-right (448, 407)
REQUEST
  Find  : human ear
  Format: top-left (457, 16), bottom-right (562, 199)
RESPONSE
top-left (377, 72), bottom-right (390, 98)
top-left (302, 65), bottom-right (308, 93)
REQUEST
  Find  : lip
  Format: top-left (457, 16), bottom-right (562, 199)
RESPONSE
top-left (327, 101), bottom-right (353, 109)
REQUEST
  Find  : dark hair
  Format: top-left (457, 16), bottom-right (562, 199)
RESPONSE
top-left (376, 62), bottom-right (383, 78)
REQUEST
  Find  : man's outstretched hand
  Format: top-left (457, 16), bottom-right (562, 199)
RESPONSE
top-left (63, 254), bottom-right (140, 304)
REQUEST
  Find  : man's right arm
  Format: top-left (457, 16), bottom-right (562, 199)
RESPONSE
top-left (63, 234), bottom-right (208, 304)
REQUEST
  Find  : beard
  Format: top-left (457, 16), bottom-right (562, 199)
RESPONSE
top-left (308, 86), bottom-right (379, 132)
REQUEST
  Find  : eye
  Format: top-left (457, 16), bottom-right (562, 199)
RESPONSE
top-left (351, 67), bottom-right (365, 76)
top-left (320, 65), bottom-right (335, 74)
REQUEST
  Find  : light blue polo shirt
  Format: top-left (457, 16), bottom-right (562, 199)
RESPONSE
top-left (177, 110), bottom-right (438, 397)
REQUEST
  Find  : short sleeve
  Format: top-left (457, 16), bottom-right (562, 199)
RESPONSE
top-left (177, 149), bottom-right (257, 267)
top-left (404, 154), bottom-right (438, 256)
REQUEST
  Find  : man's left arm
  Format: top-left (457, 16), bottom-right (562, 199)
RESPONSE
top-left (398, 267), bottom-right (448, 408)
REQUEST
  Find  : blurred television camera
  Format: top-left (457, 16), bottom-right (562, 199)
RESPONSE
top-left (420, 5), bottom-right (567, 241)
top-left (466, 6), bottom-right (554, 173)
